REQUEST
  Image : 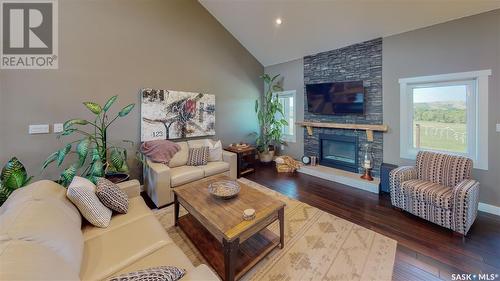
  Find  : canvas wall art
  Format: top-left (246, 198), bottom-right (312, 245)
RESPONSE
top-left (141, 88), bottom-right (215, 141)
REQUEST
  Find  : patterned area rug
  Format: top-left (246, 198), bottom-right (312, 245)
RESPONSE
top-left (154, 178), bottom-right (396, 281)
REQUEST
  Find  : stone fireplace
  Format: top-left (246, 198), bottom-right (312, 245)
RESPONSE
top-left (319, 134), bottom-right (358, 172)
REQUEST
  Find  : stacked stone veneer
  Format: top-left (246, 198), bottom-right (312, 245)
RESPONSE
top-left (303, 38), bottom-right (383, 176)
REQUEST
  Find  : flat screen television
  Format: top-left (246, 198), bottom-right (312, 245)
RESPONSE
top-left (306, 81), bottom-right (365, 115)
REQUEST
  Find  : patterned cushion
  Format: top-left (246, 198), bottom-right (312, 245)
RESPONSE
top-left (187, 146), bottom-right (209, 166)
top-left (401, 179), bottom-right (453, 209)
top-left (66, 176), bottom-right (112, 228)
top-left (415, 151), bottom-right (472, 187)
top-left (96, 178), bottom-right (129, 214)
top-left (108, 266), bottom-right (186, 281)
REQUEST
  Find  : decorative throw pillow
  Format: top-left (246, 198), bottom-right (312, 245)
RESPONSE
top-left (66, 176), bottom-right (112, 228)
top-left (108, 266), bottom-right (186, 281)
top-left (204, 139), bottom-right (223, 162)
top-left (96, 177), bottom-right (129, 214)
top-left (187, 146), bottom-right (209, 166)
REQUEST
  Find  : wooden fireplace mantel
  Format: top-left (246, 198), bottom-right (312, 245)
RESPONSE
top-left (296, 121), bottom-right (389, 142)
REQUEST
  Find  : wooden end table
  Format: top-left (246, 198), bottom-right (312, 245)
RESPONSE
top-left (173, 175), bottom-right (285, 281)
top-left (224, 146), bottom-right (257, 178)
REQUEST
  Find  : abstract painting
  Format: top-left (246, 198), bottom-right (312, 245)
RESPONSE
top-left (141, 88), bottom-right (215, 141)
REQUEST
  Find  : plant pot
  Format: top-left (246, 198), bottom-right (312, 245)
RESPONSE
top-left (259, 151), bottom-right (275, 163)
top-left (105, 172), bottom-right (130, 184)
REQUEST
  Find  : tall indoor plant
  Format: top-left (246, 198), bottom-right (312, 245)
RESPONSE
top-left (0, 157), bottom-right (32, 206)
top-left (255, 74), bottom-right (288, 162)
top-left (42, 95), bottom-right (135, 186)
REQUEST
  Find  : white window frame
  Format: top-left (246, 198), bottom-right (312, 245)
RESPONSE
top-left (399, 70), bottom-right (491, 170)
top-left (275, 90), bottom-right (296, 143)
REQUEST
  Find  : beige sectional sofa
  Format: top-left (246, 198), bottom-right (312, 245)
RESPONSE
top-left (0, 179), bottom-right (220, 281)
top-left (144, 138), bottom-right (237, 207)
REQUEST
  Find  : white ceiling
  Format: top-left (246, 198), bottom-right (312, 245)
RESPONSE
top-left (199, 0), bottom-right (500, 66)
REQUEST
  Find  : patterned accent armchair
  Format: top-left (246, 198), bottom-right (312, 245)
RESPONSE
top-left (389, 151), bottom-right (479, 235)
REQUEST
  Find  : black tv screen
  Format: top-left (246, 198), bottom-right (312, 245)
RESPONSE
top-left (306, 81), bottom-right (365, 115)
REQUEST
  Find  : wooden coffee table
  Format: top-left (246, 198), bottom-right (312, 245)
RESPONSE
top-left (173, 175), bottom-right (285, 281)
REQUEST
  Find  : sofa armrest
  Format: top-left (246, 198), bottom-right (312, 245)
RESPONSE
top-left (389, 166), bottom-right (417, 207)
top-left (144, 160), bottom-right (172, 207)
top-left (452, 179), bottom-right (480, 235)
top-left (222, 150), bottom-right (237, 179)
top-left (116, 179), bottom-right (141, 198)
top-left (180, 264), bottom-right (221, 281)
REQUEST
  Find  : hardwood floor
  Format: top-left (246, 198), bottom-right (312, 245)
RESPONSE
top-left (244, 163), bottom-right (500, 281)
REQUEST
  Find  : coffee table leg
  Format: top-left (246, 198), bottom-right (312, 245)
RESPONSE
top-left (223, 238), bottom-right (239, 281)
top-left (278, 207), bottom-right (284, 249)
top-left (174, 194), bottom-right (179, 227)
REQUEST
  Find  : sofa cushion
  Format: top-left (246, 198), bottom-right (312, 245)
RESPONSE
top-left (202, 161), bottom-right (230, 177)
top-left (187, 139), bottom-right (210, 148)
top-left (401, 179), bottom-right (454, 209)
top-left (169, 142), bottom-right (189, 168)
top-left (82, 196), bottom-right (152, 241)
top-left (187, 147), bottom-right (209, 166)
top-left (0, 240), bottom-right (80, 280)
top-left (80, 215), bottom-right (173, 281)
top-left (181, 264), bottom-right (221, 281)
top-left (170, 166), bottom-right (204, 187)
top-left (108, 265), bottom-right (186, 281)
top-left (96, 177), bottom-right (129, 214)
top-left (67, 176), bottom-right (112, 228)
top-left (0, 180), bottom-right (84, 273)
top-left (109, 245), bottom-right (195, 279)
top-left (415, 151), bottom-right (472, 187)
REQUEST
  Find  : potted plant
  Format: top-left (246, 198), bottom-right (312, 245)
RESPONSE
top-left (0, 157), bottom-right (32, 206)
top-left (254, 74), bottom-right (288, 163)
top-left (42, 96), bottom-right (135, 186)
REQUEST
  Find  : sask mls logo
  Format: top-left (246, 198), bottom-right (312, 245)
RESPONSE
top-left (1, 0), bottom-right (58, 69)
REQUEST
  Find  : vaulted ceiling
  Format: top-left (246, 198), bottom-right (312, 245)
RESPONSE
top-left (199, 1), bottom-right (500, 66)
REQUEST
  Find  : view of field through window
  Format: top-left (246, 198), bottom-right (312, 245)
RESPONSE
top-left (412, 84), bottom-right (467, 153)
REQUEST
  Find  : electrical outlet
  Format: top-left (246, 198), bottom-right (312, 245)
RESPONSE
top-left (29, 124), bottom-right (49, 134)
top-left (496, 123), bottom-right (500, 132)
top-left (53, 123), bottom-right (64, 133)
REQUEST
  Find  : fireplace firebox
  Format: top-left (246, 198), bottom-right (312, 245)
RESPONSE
top-left (319, 134), bottom-right (358, 173)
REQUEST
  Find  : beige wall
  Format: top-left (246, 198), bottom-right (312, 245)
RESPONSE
top-left (264, 58), bottom-right (304, 159)
top-left (383, 9), bottom-right (500, 207)
top-left (0, 0), bottom-right (263, 181)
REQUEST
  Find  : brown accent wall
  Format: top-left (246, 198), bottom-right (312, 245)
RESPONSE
top-left (0, 0), bottom-right (263, 181)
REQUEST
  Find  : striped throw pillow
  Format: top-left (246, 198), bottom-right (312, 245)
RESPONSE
top-left (108, 266), bottom-right (186, 281)
top-left (187, 146), bottom-right (209, 166)
top-left (67, 176), bottom-right (112, 228)
top-left (96, 178), bottom-right (129, 214)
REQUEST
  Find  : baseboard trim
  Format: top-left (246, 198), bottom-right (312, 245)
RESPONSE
top-left (478, 202), bottom-right (500, 216)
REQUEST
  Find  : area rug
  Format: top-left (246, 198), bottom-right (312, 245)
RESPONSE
top-left (154, 178), bottom-right (397, 281)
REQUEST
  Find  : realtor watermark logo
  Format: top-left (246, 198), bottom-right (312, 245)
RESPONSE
top-left (1, 0), bottom-right (58, 69)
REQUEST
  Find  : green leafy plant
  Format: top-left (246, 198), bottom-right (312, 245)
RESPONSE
top-left (0, 157), bottom-right (32, 205)
top-left (255, 74), bottom-right (288, 153)
top-left (42, 96), bottom-right (135, 186)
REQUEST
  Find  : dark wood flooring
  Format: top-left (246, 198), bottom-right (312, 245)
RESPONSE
top-left (243, 163), bottom-right (500, 281)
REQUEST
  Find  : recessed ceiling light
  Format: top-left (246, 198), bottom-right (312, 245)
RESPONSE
top-left (275, 18), bottom-right (282, 25)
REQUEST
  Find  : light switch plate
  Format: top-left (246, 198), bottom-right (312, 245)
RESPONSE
top-left (496, 123), bottom-right (500, 132)
top-left (53, 123), bottom-right (64, 133)
top-left (29, 124), bottom-right (49, 134)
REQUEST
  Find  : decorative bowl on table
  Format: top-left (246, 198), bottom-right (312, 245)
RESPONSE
top-left (208, 180), bottom-right (240, 199)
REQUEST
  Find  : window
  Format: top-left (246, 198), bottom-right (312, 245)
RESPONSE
top-left (399, 70), bottom-right (490, 170)
top-left (276, 90), bottom-right (296, 142)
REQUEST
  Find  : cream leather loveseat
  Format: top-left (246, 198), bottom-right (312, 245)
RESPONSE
top-left (0, 179), bottom-right (220, 281)
top-left (144, 138), bottom-right (237, 207)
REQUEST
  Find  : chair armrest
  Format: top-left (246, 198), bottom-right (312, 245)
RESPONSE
top-left (222, 150), bottom-right (237, 179)
top-left (389, 166), bottom-right (417, 207)
top-left (116, 179), bottom-right (141, 198)
top-left (143, 160), bottom-right (172, 207)
top-left (452, 179), bottom-right (480, 235)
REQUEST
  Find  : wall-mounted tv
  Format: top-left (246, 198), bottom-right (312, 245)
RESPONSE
top-left (306, 81), bottom-right (365, 115)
